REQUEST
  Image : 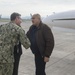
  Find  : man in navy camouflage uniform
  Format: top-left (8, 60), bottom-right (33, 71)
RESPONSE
top-left (0, 12), bottom-right (30, 75)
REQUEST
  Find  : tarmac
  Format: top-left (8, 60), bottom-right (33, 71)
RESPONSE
top-left (1, 21), bottom-right (75, 75)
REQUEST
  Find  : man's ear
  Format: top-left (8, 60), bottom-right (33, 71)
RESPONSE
top-left (14, 17), bottom-right (17, 22)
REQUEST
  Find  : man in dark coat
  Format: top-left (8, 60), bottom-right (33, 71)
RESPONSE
top-left (27, 14), bottom-right (54, 75)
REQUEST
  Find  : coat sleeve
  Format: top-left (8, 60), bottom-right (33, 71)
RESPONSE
top-left (42, 25), bottom-right (54, 57)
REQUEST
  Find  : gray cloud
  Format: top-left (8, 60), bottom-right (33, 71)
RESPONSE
top-left (37, 0), bottom-right (75, 5)
top-left (0, 0), bottom-right (75, 17)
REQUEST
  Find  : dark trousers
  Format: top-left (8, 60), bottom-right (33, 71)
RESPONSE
top-left (34, 50), bottom-right (46, 75)
top-left (12, 54), bottom-right (21, 75)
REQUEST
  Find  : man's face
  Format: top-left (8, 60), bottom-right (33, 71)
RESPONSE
top-left (15, 16), bottom-right (22, 26)
top-left (31, 16), bottom-right (40, 25)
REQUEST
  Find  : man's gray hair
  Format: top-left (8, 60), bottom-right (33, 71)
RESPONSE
top-left (32, 14), bottom-right (41, 20)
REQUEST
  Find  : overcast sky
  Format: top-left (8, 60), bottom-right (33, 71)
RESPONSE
top-left (0, 0), bottom-right (75, 18)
